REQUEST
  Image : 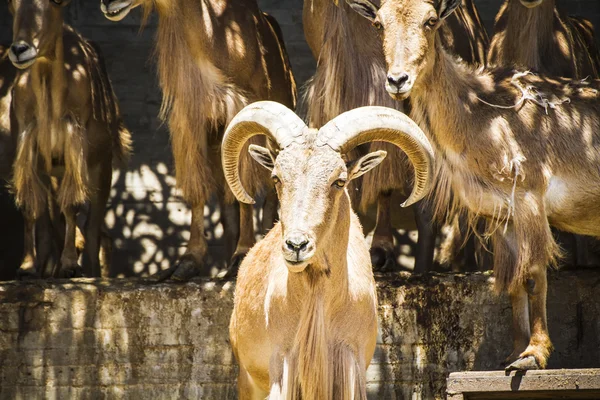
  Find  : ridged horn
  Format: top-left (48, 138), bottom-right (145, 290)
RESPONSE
top-left (222, 101), bottom-right (307, 204)
top-left (317, 106), bottom-right (434, 207)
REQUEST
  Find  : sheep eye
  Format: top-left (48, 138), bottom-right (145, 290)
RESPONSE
top-left (425, 17), bottom-right (438, 28)
top-left (373, 20), bottom-right (383, 31)
top-left (272, 175), bottom-right (281, 185)
top-left (333, 179), bottom-right (346, 189)
top-left (51, 0), bottom-right (62, 4)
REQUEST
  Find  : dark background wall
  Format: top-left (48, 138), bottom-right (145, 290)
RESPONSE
top-left (0, 0), bottom-right (599, 278)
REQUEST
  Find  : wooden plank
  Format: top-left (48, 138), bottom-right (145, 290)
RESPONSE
top-left (447, 369), bottom-right (600, 400)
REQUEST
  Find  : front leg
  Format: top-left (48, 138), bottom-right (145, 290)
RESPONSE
top-left (58, 205), bottom-right (83, 278)
top-left (16, 213), bottom-right (38, 279)
top-left (498, 199), bottom-right (557, 371)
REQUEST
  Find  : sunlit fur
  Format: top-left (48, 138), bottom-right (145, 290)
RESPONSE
top-left (102, 0), bottom-right (297, 271)
top-left (230, 130), bottom-right (377, 399)
top-left (0, 46), bottom-right (16, 180)
top-left (303, 0), bottom-right (488, 210)
top-left (303, 0), bottom-right (488, 273)
top-left (363, 0), bottom-right (600, 369)
top-left (488, 0), bottom-right (600, 78)
top-left (9, 0), bottom-right (131, 277)
top-left (488, 0), bottom-right (600, 269)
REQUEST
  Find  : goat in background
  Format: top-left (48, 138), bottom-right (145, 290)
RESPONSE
top-left (304, 0), bottom-right (488, 273)
top-left (349, 0), bottom-right (600, 371)
top-left (8, 0), bottom-right (131, 278)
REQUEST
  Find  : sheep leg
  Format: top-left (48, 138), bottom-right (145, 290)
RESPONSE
top-left (262, 188), bottom-right (279, 234)
top-left (509, 264), bottom-right (552, 370)
top-left (506, 201), bottom-right (555, 371)
top-left (58, 206), bottom-right (83, 278)
top-left (160, 204), bottom-right (209, 281)
top-left (413, 200), bottom-right (436, 274)
top-left (227, 202), bottom-right (255, 277)
top-left (504, 286), bottom-right (531, 367)
top-left (370, 191), bottom-right (396, 271)
top-left (82, 163), bottom-right (111, 277)
top-left (16, 214), bottom-right (38, 279)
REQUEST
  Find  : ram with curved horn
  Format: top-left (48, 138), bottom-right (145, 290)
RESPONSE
top-left (226, 101), bottom-right (433, 399)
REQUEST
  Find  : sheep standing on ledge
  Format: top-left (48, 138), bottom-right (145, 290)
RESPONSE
top-left (224, 102), bottom-right (434, 399)
top-left (348, 0), bottom-right (600, 371)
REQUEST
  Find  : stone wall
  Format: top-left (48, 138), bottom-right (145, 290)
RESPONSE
top-left (0, 270), bottom-right (599, 399)
top-left (0, 0), bottom-right (599, 278)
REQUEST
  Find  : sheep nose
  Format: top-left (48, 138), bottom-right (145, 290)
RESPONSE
top-left (285, 235), bottom-right (309, 254)
top-left (387, 72), bottom-right (410, 88)
top-left (10, 42), bottom-right (31, 57)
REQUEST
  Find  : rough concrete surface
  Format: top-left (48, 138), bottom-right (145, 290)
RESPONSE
top-left (0, 269), bottom-right (599, 399)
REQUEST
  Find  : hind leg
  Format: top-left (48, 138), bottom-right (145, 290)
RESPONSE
top-left (58, 204), bottom-right (83, 278)
top-left (16, 213), bottom-right (38, 279)
top-left (507, 263), bottom-right (552, 370)
top-left (413, 200), bottom-right (436, 274)
top-left (230, 203), bottom-right (255, 274)
top-left (504, 285), bottom-right (531, 367)
top-left (370, 191), bottom-right (396, 272)
top-left (83, 163), bottom-right (111, 278)
top-left (262, 188), bottom-right (279, 234)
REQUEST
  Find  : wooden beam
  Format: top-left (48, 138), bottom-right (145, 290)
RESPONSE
top-left (447, 369), bottom-right (600, 400)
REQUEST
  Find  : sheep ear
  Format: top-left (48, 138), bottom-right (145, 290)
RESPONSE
top-left (347, 150), bottom-right (387, 181)
top-left (346, 0), bottom-right (380, 22)
top-left (249, 144), bottom-right (276, 171)
top-left (438, 0), bottom-right (461, 21)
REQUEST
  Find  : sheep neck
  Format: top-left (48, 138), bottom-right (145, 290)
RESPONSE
top-left (411, 39), bottom-right (480, 157)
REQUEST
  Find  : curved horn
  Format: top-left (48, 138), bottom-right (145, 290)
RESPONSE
top-left (222, 101), bottom-right (307, 204)
top-left (318, 106), bottom-right (434, 207)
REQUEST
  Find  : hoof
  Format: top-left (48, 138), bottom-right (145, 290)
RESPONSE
top-left (219, 252), bottom-right (247, 280)
top-left (505, 355), bottom-right (540, 371)
top-left (58, 264), bottom-right (84, 279)
top-left (370, 246), bottom-right (396, 272)
top-left (153, 255), bottom-right (202, 282)
top-left (16, 268), bottom-right (39, 280)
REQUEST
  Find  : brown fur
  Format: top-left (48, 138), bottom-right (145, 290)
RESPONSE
top-left (230, 135), bottom-right (378, 398)
top-left (488, 0), bottom-right (600, 268)
top-left (9, 0), bottom-right (130, 277)
top-left (0, 46), bottom-right (16, 180)
top-left (488, 0), bottom-right (599, 78)
top-left (350, 0), bottom-right (600, 369)
top-left (303, 0), bottom-right (488, 210)
top-left (102, 0), bottom-right (296, 273)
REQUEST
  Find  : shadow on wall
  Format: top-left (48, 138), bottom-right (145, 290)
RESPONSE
top-left (0, 280), bottom-right (238, 398)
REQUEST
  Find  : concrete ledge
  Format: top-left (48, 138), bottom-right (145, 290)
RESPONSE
top-left (447, 369), bottom-right (600, 399)
top-left (0, 270), bottom-right (599, 399)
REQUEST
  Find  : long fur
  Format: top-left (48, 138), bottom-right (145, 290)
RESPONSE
top-left (148, 0), bottom-right (273, 205)
top-left (12, 25), bottom-right (130, 217)
top-left (412, 45), bottom-right (584, 292)
top-left (294, 274), bottom-right (331, 399)
top-left (488, 0), bottom-right (599, 79)
top-left (302, 1), bottom-right (409, 210)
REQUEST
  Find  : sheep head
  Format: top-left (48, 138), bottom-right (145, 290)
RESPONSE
top-left (222, 101), bottom-right (434, 272)
top-left (346, 0), bottom-right (462, 100)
